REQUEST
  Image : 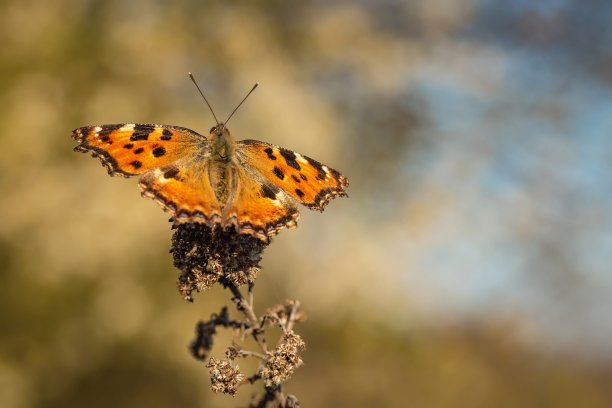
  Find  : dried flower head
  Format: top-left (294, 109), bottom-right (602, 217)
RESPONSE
top-left (206, 357), bottom-right (246, 396)
top-left (262, 331), bottom-right (306, 387)
top-left (262, 300), bottom-right (306, 328)
top-left (171, 223), bottom-right (268, 300)
top-left (225, 343), bottom-right (242, 360)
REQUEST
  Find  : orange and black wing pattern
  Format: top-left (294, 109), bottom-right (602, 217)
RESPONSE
top-left (72, 124), bottom-right (348, 241)
top-left (235, 140), bottom-right (349, 211)
top-left (138, 159), bottom-right (222, 225)
top-left (223, 165), bottom-right (299, 241)
top-left (72, 124), bottom-right (203, 177)
top-left (72, 123), bottom-right (222, 223)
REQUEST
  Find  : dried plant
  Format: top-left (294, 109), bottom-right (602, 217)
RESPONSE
top-left (172, 222), bottom-right (307, 407)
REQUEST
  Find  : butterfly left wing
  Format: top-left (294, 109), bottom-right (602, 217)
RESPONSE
top-left (234, 140), bottom-right (349, 211)
top-left (72, 124), bottom-right (203, 177)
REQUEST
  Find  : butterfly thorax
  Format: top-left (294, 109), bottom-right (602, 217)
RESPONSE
top-left (208, 124), bottom-right (236, 206)
top-left (209, 124), bottom-right (235, 161)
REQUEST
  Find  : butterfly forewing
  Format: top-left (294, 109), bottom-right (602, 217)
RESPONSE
top-left (72, 124), bottom-right (203, 176)
top-left (235, 140), bottom-right (349, 211)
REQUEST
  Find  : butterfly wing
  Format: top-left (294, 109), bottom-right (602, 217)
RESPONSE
top-left (223, 164), bottom-right (299, 241)
top-left (72, 124), bottom-right (203, 176)
top-left (139, 159), bottom-right (222, 225)
top-left (235, 140), bottom-right (349, 211)
top-left (73, 123), bottom-right (222, 223)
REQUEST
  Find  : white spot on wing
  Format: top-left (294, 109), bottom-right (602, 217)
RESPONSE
top-left (322, 165), bottom-right (330, 179)
top-left (120, 124), bottom-right (135, 131)
top-left (295, 153), bottom-right (308, 164)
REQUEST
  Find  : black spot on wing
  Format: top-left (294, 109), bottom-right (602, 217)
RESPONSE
top-left (305, 156), bottom-right (327, 180)
top-left (98, 124), bottom-right (123, 139)
top-left (123, 143), bottom-right (134, 149)
top-left (279, 148), bottom-right (301, 170)
top-left (134, 147), bottom-right (144, 154)
top-left (273, 166), bottom-right (285, 180)
top-left (260, 184), bottom-right (278, 200)
top-left (161, 129), bottom-right (172, 140)
top-left (152, 146), bottom-right (166, 157)
top-left (300, 173), bottom-right (307, 181)
top-left (291, 174), bottom-right (301, 183)
top-left (163, 167), bottom-right (180, 180)
top-left (130, 160), bottom-right (142, 169)
top-left (130, 125), bottom-right (155, 141)
top-left (329, 167), bottom-right (342, 180)
top-left (238, 139), bottom-right (263, 145)
top-left (295, 188), bottom-right (305, 198)
top-left (264, 147), bottom-right (277, 160)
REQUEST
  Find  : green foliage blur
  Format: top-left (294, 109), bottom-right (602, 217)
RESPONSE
top-left (1, 1), bottom-right (612, 407)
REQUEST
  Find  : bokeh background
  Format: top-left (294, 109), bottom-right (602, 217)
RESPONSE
top-left (2, 0), bottom-right (612, 407)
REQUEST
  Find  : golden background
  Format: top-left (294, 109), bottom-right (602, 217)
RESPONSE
top-left (1, 1), bottom-right (612, 407)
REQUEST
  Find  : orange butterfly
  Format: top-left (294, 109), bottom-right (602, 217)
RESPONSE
top-left (71, 80), bottom-right (348, 241)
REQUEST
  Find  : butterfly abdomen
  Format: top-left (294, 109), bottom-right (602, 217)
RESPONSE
top-left (208, 160), bottom-right (235, 206)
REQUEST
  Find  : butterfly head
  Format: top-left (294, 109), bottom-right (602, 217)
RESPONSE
top-left (210, 123), bottom-right (230, 137)
top-left (209, 123), bottom-right (234, 161)
top-left (187, 73), bottom-right (256, 161)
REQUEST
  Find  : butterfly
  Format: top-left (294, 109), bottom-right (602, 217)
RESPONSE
top-left (71, 97), bottom-right (348, 242)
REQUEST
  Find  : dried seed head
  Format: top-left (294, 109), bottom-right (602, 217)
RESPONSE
top-left (206, 357), bottom-right (246, 396)
top-left (263, 300), bottom-right (306, 328)
top-left (261, 331), bottom-right (306, 387)
top-left (171, 223), bottom-right (268, 300)
top-left (226, 344), bottom-right (242, 360)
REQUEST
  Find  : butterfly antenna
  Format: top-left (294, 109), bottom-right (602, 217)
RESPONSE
top-left (188, 72), bottom-right (219, 125)
top-left (224, 82), bottom-right (259, 126)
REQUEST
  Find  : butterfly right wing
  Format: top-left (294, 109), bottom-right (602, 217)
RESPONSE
top-left (74, 123), bottom-right (223, 224)
top-left (72, 124), bottom-right (203, 177)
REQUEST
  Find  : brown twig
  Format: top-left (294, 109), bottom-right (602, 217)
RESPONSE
top-left (172, 223), bottom-right (304, 406)
top-left (220, 276), bottom-right (268, 353)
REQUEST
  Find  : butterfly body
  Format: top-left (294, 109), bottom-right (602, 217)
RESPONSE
top-left (72, 123), bottom-right (348, 241)
top-left (206, 124), bottom-right (236, 205)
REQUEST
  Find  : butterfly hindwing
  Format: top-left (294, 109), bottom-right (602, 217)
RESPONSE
top-left (235, 140), bottom-right (349, 211)
top-left (138, 159), bottom-right (222, 225)
top-left (223, 165), bottom-right (299, 241)
top-left (72, 124), bottom-right (203, 176)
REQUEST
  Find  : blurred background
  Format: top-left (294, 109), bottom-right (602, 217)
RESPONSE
top-left (1, 0), bottom-right (612, 406)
